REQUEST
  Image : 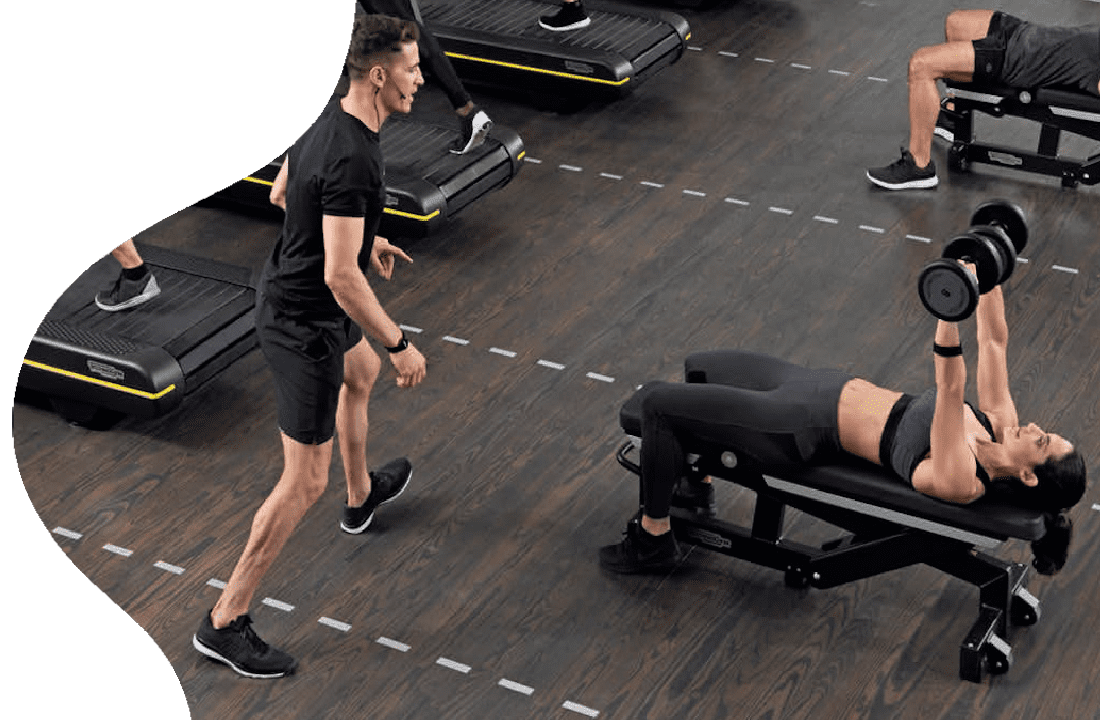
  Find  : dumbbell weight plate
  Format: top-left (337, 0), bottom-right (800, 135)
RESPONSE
top-left (971, 199), bottom-right (1028, 254)
top-left (919, 259), bottom-right (980, 321)
top-left (943, 232), bottom-right (1004, 293)
top-left (969, 224), bottom-right (1018, 285)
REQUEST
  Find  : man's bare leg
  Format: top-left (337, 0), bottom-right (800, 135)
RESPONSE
top-left (212, 435), bottom-right (333, 626)
top-left (907, 10), bottom-right (995, 166)
top-left (337, 339), bottom-right (381, 508)
top-left (110, 238), bottom-right (143, 269)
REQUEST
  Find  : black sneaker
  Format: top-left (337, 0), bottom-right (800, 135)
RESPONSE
top-left (193, 611), bottom-right (298, 679)
top-left (95, 268), bottom-right (160, 311)
top-left (451, 107), bottom-right (493, 154)
top-left (866, 147), bottom-right (938, 190)
top-left (599, 516), bottom-right (682, 574)
top-left (671, 477), bottom-right (717, 517)
top-left (538, 1), bottom-right (590, 31)
top-left (340, 457), bottom-right (413, 534)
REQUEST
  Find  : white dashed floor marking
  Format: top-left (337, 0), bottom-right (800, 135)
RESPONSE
top-left (499, 679), bottom-right (535, 696)
top-left (103, 544), bottom-right (132, 557)
top-left (319, 617), bottom-right (351, 632)
top-left (262, 598), bottom-right (295, 612)
top-left (52, 527), bottom-right (82, 540)
top-left (154, 561), bottom-right (185, 575)
top-left (377, 637), bottom-right (411, 652)
top-left (563, 700), bottom-right (601, 717)
top-left (436, 657), bottom-right (472, 674)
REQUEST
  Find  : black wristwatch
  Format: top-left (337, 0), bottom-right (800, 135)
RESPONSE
top-left (385, 332), bottom-right (409, 354)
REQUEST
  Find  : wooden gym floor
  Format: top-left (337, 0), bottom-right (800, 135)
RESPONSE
top-left (12, 1), bottom-right (1100, 718)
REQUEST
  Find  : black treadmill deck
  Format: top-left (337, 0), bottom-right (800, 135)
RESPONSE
top-left (207, 113), bottom-right (525, 238)
top-left (421, 0), bottom-right (690, 102)
top-left (21, 244), bottom-right (257, 421)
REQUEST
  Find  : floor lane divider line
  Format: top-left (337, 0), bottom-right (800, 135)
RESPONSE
top-left (563, 700), bottom-right (600, 717)
top-left (262, 598), bottom-right (295, 612)
top-left (154, 561), bottom-right (185, 575)
top-left (377, 637), bottom-right (411, 652)
top-left (319, 617), bottom-right (351, 632)
top-left (436, 657), bottom-right (472, 674)
top-left (52, 527), bottom-right (82, 540)
top-left (103, 544), bottom-right (132, 557)
top-left (499, 678), bottom-right (535, 696)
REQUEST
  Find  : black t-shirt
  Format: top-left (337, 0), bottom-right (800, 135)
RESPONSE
top-left (261, 95), bottom-right (385, 321)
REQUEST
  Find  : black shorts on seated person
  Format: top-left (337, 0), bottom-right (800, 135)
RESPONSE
top-left (974, 12), bottom-right (1100, 94)
top-left (256, 293), bottom-right (364, 445)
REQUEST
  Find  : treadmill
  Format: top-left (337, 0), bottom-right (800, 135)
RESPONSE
top-left (206, 113), bottom-right (526, 238)
top-left (19, 244), bottom-right (257, 426)
top-left (420, 0), bottom-right (691, 105)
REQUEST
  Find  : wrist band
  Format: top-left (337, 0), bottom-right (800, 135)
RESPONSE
top-left (933, 342), bottom-right (963, 358)
top-left (385, 332), bottom-right (409, 354)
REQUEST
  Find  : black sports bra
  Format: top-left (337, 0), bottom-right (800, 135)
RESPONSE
top-left (879, 388), bottom-right (997, 486)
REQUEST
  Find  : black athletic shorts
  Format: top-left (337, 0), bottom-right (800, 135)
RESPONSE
top-left (255, 293), bottom-right (364, 445)
top-left (972, 11), bottom-right (1023, 84)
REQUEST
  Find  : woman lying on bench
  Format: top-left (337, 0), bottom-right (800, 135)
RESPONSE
top-left (866, 9), bottom-right (1100, 190)
top-left (600, 283), bottom-right (1087, 574)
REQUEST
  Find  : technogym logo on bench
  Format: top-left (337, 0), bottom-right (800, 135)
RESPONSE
top-left (87, 360), bottom-right (125, 382)
top-left (686, 528), bottom-right (732, 550)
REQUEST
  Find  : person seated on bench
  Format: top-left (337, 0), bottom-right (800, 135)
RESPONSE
top-left (866, 10), bottom-right (1100, 190)
top-left (600, 282), bottom-right (1087, 573)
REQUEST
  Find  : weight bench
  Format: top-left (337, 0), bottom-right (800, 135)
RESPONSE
top-left (942, 80), bottom-right (1100, 187)
top-left (615, 383), bottom-right (1048, 683)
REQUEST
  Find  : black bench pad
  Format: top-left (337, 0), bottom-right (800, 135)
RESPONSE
top-left (619, 386), bottom-right (1046, 542)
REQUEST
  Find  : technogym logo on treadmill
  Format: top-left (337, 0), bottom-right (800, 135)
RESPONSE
top-left (563, 60), bottom-right (594, 75)
top-left (87, 360), bottom-right (125, 382)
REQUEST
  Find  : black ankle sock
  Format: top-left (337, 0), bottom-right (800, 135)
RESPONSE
top-left (122, 264), bottom-right (148, 281)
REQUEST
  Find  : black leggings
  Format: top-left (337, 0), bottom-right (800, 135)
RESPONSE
top-left (639, 350), bottom-right (853, 518)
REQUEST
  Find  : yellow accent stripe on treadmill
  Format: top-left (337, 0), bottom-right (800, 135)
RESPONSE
top-left (239, 177), bottom-right (439, 221)
top-left (21, 359), bottom-right (177, 400)
top-left (444, 51), bottom-right (631, 86)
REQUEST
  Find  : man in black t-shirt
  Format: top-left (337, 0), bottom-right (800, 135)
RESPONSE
top-left (192, 12), bottom-right (427, 679)
top-left (867, 9), bottom-right (1100, 190)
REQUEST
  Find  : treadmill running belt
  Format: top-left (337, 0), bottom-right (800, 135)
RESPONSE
top-left (21, 244), bottom-right (257, 422)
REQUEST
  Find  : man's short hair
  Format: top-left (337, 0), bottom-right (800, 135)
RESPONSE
top-left (346, 12), bottom-right (419, 81)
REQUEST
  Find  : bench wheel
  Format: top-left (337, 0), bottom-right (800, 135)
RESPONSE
top-left (1010, 593), bottom-right (1041, 626)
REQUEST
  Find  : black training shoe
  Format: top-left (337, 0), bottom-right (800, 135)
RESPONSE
top-left (599, 516), bottom-right (682, 574)
top-left (95, 269), bottom-right (160, 311)
top-left (193, 611), bottom-right (298, 679)
top-left (671, 477), bottom-right (717, 517)
top-left (538, 1), bottom-right (590, 31)
top-left (866, 148), bottom-right (938, 190)
top-left (451, 106), bottom-right (493, 154)
top-left (341, 457), bottom-right (413, 534)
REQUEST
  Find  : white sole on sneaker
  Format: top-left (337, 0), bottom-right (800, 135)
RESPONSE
top-left (340, 470), bottom-right (413, 534)
top-left (865, 171), bottom-right (939, 190)
top-left (95, 276), bottom-right (161, 312)
top-left (192, 635), bottom-right (294, 679)
top-left (538, 17), bottom-right (591, 31)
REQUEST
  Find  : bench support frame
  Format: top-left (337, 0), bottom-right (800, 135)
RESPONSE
top-left (616, 439), bottom-right (1039, 682)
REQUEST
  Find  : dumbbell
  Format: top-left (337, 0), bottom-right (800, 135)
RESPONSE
top-left (917, 199), bottom-right (1028, 321)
